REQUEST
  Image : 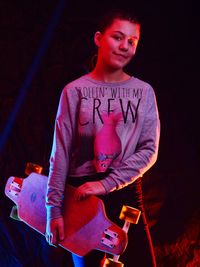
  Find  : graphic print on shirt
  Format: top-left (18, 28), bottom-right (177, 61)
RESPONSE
top-left (94, 112), bottom-right (122, 172)
top-left (74, 86), bottom-right (142, 173)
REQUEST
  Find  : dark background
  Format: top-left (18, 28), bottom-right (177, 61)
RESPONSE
top-left (0, 0), bottom-right (199, 266)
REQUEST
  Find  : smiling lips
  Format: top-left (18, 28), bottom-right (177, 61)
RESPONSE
top-left (113, 52), bottom-right (128, 59)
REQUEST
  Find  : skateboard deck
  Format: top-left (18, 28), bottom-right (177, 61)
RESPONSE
top-left (5, 173), bottom-right (128, 256)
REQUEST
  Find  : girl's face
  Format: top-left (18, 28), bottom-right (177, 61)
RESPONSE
top-left (95, 19), bottom-right (140, 70)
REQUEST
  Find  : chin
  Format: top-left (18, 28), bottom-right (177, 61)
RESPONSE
top-left (110, 59), bottom-right (130, 70)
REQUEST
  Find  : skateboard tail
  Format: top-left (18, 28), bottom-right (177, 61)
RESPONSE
top-left (5, 174), bottom-right (48, 235)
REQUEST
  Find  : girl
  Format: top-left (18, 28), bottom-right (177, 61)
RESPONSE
top-left (46, 9), bottom-right (160, 267)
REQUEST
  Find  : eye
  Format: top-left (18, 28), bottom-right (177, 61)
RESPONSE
top-left (128, 38), bottom-right (138, 47)
top-left (112, 35), bottom-right (122, 41)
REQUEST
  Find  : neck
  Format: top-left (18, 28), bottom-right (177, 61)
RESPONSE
top-left (89, 63), bottom-right (130, 83)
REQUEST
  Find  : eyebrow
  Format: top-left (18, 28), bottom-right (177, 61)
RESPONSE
top-left (113, 30), bottom-right (139, 40)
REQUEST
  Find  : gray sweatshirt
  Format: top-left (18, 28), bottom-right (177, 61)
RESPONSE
top-left (46, 75), bottom-right (160, 219)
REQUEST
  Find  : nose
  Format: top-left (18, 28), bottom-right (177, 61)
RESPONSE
top-left (119, 39), bottom-right (129, 51)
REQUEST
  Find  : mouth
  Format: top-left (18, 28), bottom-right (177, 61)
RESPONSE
top-left (113, 52), bottom-right (128, 59)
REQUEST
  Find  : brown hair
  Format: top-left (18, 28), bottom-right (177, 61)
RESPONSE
top-left (96, 9), bottom-right (141, 33)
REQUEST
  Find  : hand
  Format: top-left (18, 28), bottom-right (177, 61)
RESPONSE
top-left (75, 181), bottom-right (106, 200)
top-left (45, 216), bottom-right (64, 247)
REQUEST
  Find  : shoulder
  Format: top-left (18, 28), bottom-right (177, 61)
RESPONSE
top-left (131, 76), bottom-right (154, 91)
top-left (63, 75), bottom-right (90, 91)
top-left (59, 75), bottom-right (87, 99)
top-left (131, 77), bottom-right (157, 100)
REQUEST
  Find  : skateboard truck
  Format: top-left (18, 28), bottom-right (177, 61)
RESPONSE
top-left (103, 205), bottom-right (141, 267)
top-left (9, 177), bottom-right (23, 196)
top-left (101, 228), bottom-right (119, 248)
top-left (9, 162), bottom-right (43, 198)
top-left (25, 162), bottom-right (43, 176)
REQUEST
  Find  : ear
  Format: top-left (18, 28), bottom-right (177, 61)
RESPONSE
top-left (94, 31), bottom-right (102, 47)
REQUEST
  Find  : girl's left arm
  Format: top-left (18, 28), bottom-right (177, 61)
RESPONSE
top-left (101, 87), bottom-right (160, 193)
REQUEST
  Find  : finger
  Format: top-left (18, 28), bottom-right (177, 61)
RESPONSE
top-left (45, 233), bottom-right (50, 243)
top-left (74, 188), bottom-right (84, 201)
top-left (75, 192), bottom-right (84, 201)
top-left (58, 221), bottom-right (65, 241)
top-left (50, 232), bottom-right (58, 247)
top-left (75, 191), bottom-right (88, 201)
top-left (46, 233), bottom-right (54, 246)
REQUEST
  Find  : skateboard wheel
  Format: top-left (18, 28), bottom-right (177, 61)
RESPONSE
top-left (119, 205), bottom-right (141, 224)
top-left (10, 205), bottom-right (21, 221)
top-left (25, 162), bottom-right (43, 175)
top-left (103, 258), bottom-right (124, 267)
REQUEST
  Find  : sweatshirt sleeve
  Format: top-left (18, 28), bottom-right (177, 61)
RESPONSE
top-left (101, 87), bottom-right (160, 193)
top-left (46, 86), bottom-right (79, 220)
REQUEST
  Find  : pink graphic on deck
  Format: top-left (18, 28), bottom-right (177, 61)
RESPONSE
top-left (94, 113), bottom-right (122, 172)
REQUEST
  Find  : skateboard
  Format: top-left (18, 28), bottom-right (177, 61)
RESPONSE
top-left (5, 172), bottom-right (129, 257)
